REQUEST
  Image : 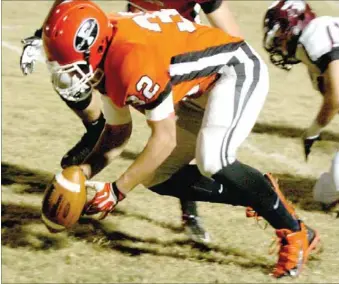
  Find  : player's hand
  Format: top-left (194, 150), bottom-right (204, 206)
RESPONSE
top-left (84, 181), bottom-right (125, 220)
top-left (303, 134), bottom-right (321, 161)
top-left (20, 29), bottom-right (43, 75)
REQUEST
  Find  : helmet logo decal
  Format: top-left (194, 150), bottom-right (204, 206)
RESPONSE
top-left (74, 18), bottom-right (99, 52)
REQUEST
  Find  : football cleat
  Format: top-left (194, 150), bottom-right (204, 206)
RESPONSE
top-left (182, 214), bottom-right (210, 244)
top-left (61, 117), bottom-right (105, 168)
top-left (246, 173), bottom-right (297, 222)
top-left (272, 221), bottom-right (320, 278)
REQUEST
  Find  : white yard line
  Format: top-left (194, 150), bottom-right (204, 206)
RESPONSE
top-left (2, 25), bottom-right (22, 29)
top-left (2, 40), bottom-right (44, 62)
top-left (2, 41), bottom-right (23, 54)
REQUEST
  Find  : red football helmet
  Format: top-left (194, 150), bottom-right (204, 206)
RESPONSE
top-left (263, 0), bottom-right (316, 70)
top-left (42, 0), bottom-right (113, 101)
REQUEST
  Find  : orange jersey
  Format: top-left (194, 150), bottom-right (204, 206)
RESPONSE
top-left (104, 10), bottom-right (244, 109)
top-left (127, 0), bottom-right (222, 22)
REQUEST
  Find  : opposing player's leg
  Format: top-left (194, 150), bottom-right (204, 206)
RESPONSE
top-left (195, 43), bottom-right (319, 278)
top-left (59, 91), bottom-right (105, 168)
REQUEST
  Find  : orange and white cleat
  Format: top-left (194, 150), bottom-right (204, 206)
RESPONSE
top-left (272, 222), bottom-right (320, 278)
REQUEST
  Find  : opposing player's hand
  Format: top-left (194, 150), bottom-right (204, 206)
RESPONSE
top-left (303, 135), bottom-right (321, 161)
top-left (84, 181), bottom-right (125, 220)
top-left (20, 29), bottom-right (43, 75)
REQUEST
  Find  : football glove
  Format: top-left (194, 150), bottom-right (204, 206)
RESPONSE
top-left (20, 28), bottom-right (43, 75)
top-left (84, 181), bottom-right (125, 220)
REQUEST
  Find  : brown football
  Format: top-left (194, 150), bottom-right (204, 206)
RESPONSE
top-left (41, 166), bottom-right (87, 233)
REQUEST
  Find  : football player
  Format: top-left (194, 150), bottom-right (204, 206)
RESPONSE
top-left (20, 0), bottom-right (242, 168)
top-left (20, 0), bottom-right (242, 244)
top-left (42, 1), bottom-right (319, 278)
top-left (263, 0), bottom-right (339, 211)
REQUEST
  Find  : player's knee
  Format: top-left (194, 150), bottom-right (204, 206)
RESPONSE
top-left (196, 126), bottom-right (228, 177)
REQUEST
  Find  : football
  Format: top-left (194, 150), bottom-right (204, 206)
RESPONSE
top-left (41, 166), bottom-right (87, 233)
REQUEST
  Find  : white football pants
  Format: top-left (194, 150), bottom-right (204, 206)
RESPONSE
top-left (143, 43), bottom-right (269, 187)
top-left (196, 43), bottom-right (269, 177)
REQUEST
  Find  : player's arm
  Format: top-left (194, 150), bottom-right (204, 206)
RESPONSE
top-left (303, 59), bottom-right (339, 160)
top-left (116, 94), bottom-right (177, 194)
top-left (305, 60), bottom-right (339, 136)
top-left (83, 93), bottom-right (176, 218)
top-left (113, 49), bottom-right (177, 193)
top-left (317, 60), bottom-right (339, 126)
top-left (201, 0), bottom-right (243, 37)
top-left (83, 46), bottom-right (176, 216)
top-left (80, 96), bottom-right (133, 179)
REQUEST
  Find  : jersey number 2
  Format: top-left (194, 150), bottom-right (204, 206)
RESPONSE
top-left (133, 9), bottom-right (196, 32)
top-left (136, 76), bottom-right (160, 99)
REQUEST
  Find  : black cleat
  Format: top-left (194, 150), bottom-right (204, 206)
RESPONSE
top-left (182, 214), bottom-right (210, 244)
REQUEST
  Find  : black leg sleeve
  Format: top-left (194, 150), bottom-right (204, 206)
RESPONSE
top-left (148, 164), bottom-right (242, 206)
top-left (212, 161), bottom-right (300, 231)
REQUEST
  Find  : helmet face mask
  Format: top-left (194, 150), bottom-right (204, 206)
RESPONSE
top-left (263, 0), bottom-right (316, 70)
top-left (263, 20), bottom-right (298, 70)
top-left (48, 60), bottom-right (95, 101)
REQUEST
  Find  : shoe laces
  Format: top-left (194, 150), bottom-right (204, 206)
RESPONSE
top-left (246, 207), bottom-right (268, 230)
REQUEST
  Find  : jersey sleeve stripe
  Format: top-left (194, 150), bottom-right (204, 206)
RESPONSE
top-left (169, 42), bottom-right (246, 85)
top-left (170, 42), bottom-right (245, 64)
top-left (171, 65), bottom-right (223, 85)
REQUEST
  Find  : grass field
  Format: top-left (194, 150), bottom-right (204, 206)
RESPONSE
top-left (2, 1), bottom-right (339, 283)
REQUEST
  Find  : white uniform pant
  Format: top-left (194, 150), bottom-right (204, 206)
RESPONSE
top-left (144, 43), bottom-right (269, 187)
top-left (196, 44), bottom-right (269, 176)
